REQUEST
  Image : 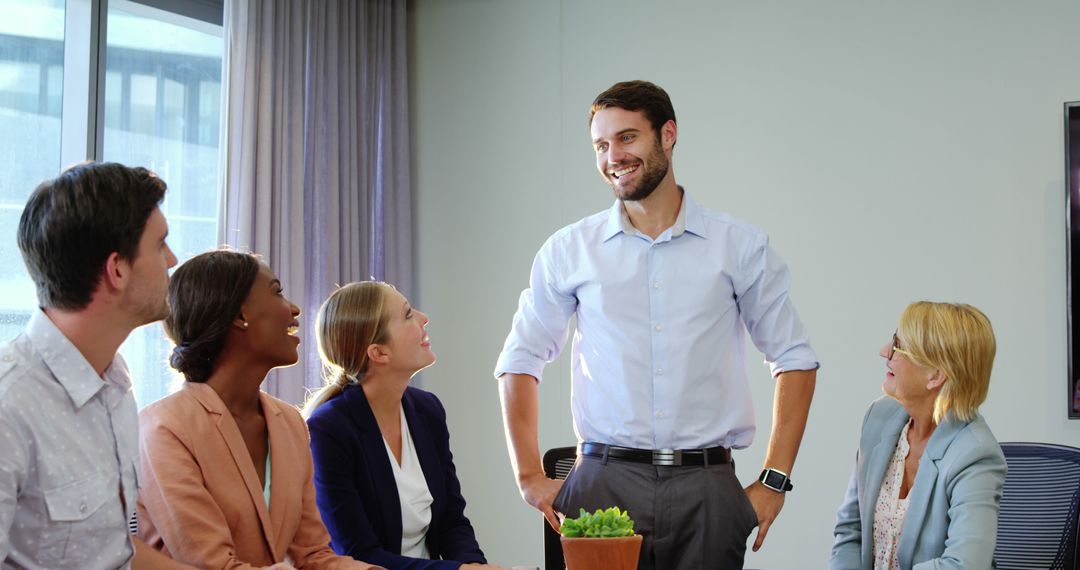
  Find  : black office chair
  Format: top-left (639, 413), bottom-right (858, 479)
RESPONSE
top-left (543, 446), bottom-right (578, 570)
top-left (995, 442), bottom-right (1080, 569)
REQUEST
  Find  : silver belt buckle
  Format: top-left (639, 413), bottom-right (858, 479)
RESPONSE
top-left (652, 448), bottom-right (682, 466)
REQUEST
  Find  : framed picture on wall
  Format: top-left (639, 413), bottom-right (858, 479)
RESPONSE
top-left (1067, 101), bottom-right (1080, 419)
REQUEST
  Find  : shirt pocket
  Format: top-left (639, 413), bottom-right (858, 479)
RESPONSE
top-left (41, 471), bottom-right (114, 562)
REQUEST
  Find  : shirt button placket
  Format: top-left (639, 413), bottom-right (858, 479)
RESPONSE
top-left (648, 244), bottom-right (671, 445)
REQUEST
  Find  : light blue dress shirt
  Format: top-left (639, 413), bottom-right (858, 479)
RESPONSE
top-left (0, 309), bottom-right (139, 570)
top-left (495, 192), bottom-right (818, 450)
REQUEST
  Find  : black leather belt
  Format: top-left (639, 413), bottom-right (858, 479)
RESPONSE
top-left (579, 442), bottom-right (731, 466)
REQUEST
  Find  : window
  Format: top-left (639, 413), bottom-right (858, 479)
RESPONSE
top-left (0, 0), bottom-right (223, 408)
top-left (0, 0), bottom-right (64, 342)
top-left (104, 1), bottom-right (222, 406)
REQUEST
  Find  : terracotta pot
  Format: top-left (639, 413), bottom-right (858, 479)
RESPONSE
top-left (560, 534), bottom-right (643, 570)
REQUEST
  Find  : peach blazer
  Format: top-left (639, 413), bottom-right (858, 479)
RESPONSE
top-left (136, 382), bottom-right (375, 569)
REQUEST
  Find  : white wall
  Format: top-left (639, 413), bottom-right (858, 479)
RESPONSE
top-left (409, 1), bottom-right (1080, 567)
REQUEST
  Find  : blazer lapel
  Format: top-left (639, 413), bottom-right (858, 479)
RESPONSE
top-left (187, 384), bottom-right (276, 556)
top-left (860, 404), bottom-right (909, 569)
top-left (897, 416), bottom-right (966, 569)
top-left (403, 390), bottom-right (442, 528)
top-left (345, 385), bottom-right (404, 552)
top-left (263, 394), bottom-right (289, 561)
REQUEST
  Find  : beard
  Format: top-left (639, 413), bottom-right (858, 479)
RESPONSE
top-left (123, 280), bottom-right (170, 327)
top-left (133, 297), bottom-right (170, 327)
top-left (609, 137), bottom-right (670, 202)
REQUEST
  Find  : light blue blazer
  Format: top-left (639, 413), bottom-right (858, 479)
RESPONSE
top-left (829, 396), bottom-right (1006, 570)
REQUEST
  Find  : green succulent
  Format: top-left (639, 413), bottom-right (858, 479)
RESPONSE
top-left (559, 506), bottom-right (635, 538)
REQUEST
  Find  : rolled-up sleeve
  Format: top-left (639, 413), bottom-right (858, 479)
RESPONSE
top-left (732, 230), bottom-right (818, 377)
top-left (493, 237), bottom-right (577, 383)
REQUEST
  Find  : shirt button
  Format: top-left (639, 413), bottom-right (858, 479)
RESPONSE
top-left (656, 368), bottom-right (664, 375)
top-left (79, 503), bottom-right (87, 513)
top-left (654, 325), bottom-right (662, 332)
top-left (1, 355), bottom-right (11, 362)
top-left (657, 411), bottom-right (666, 418)
top-left (653, 282), bottom-right (661, 289)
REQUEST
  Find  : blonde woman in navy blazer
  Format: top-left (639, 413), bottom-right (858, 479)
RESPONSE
top-left (303, 282), bottom-right (504, 570)
top-left (830, 302), bottom-right (1007, 570)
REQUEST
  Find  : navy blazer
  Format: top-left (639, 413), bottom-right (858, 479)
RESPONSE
top-left (307, 384), bottom-right (486, 570)
top-left (829, 396), bottom-right (1006, 569)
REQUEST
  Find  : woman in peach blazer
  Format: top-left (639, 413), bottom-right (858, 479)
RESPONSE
top-left (136, 250), bottom-right (379, 570)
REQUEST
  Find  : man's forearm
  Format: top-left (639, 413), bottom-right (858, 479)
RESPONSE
top-left (762, 369), bottom-right (816, 474)
top-left (499, 372), bottom-right (565, 529)
top-left (497, 373), bottom-right (543, 483)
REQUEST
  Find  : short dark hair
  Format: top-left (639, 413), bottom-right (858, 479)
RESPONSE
top-left (165, 250), bottom-right (261, 383)
top-left (589, 80), bottom-right (677, 137)
top-left (16, 162), bottom-right (167, 310)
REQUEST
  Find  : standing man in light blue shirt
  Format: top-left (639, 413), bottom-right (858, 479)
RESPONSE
top-left (496, 81), bottom-right (819, 569)
top-left (0, 163), bottom-right (193, 569)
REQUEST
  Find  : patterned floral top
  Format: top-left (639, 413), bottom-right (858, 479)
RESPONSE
top-left (873, 419), bottom-right (913, 570)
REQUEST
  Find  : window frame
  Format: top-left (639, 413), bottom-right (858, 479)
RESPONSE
top-left (60, 0), bottom-right (223, 165)
top-left (2, 0), bottom-right (225, 407)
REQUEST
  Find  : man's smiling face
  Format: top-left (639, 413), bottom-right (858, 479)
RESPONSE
top-left (591, 106), bottom-right (671, 202)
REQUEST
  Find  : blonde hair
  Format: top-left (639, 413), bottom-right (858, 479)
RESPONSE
top-left (301, 282), bottom-right (395, 418)
top-left (897, 301), bottom-right (996, 424)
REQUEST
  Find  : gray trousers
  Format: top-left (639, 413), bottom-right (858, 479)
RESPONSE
top-left (553, 454), bottom-right (758, 570)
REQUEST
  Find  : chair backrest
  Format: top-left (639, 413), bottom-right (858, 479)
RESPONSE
top-left (995, 442), bottom-right (1080, 570)
top-left (543, 446), bottom-right (577, 570)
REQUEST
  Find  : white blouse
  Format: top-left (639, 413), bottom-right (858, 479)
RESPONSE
top-left (873, 419), bottom-right (912, 570)
top-left (383, 405), bottom-right (435, 558)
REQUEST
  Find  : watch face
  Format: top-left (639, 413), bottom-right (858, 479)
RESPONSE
top-left (764, 470), bottom-right (787, 489)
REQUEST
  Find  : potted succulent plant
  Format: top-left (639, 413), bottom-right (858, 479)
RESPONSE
top-left (559, 507), bottom-right (643, 570)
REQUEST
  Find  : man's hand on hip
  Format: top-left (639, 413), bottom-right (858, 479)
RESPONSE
top-left (744, 480), bottom-right (786, 552)
top-left (518, 471), bottom-right (564, 532)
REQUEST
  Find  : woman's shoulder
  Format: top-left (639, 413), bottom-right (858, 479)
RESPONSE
top-left (259, 393), bottom-right (326, 450)
top-left (261, 391), bottom-right (330, 436)
top-left (863, 395), bottom-right (905, 425)
top-left (138, 386), bottom-right (219, 449)
top-left (260, 390), bottom-right (300, 415)
top-left (305, 386), bottom-right (382, 442)
top-left (943, 414), bottom-right (1005, 464)
top-left (140, 385), bottom-right (206, 426)
top-left (404, 385), bottom-right (446, 416)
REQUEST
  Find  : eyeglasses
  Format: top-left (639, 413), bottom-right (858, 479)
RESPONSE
top-left (889, 331), bottom-right (914, 361)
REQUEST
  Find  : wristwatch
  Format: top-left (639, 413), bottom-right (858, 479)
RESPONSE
top-left (758, 468), bottom-right (794, 493)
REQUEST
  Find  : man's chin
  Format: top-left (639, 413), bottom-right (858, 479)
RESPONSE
top-left (609, 180), bottom-right (637, 199)
top-left (138, 305), bottom-right (170, 327)
top-left (615, 185), bottom-right (656, 202)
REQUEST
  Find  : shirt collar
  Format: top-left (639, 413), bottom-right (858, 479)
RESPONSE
top-left (601, 200), bottom-right (625, 241)
top-left (26, 308), bottom-right (131, 409)
top-left (602, 187), bottom-right (707, 242)
top-left (681, 192), bottom-right (708, 238)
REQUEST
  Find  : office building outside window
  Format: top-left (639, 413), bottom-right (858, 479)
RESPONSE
top-left (0, 0), bottom-right (223, 408)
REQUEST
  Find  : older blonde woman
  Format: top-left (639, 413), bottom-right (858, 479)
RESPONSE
top-left (830, 302), bottom-right (1007, 570)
